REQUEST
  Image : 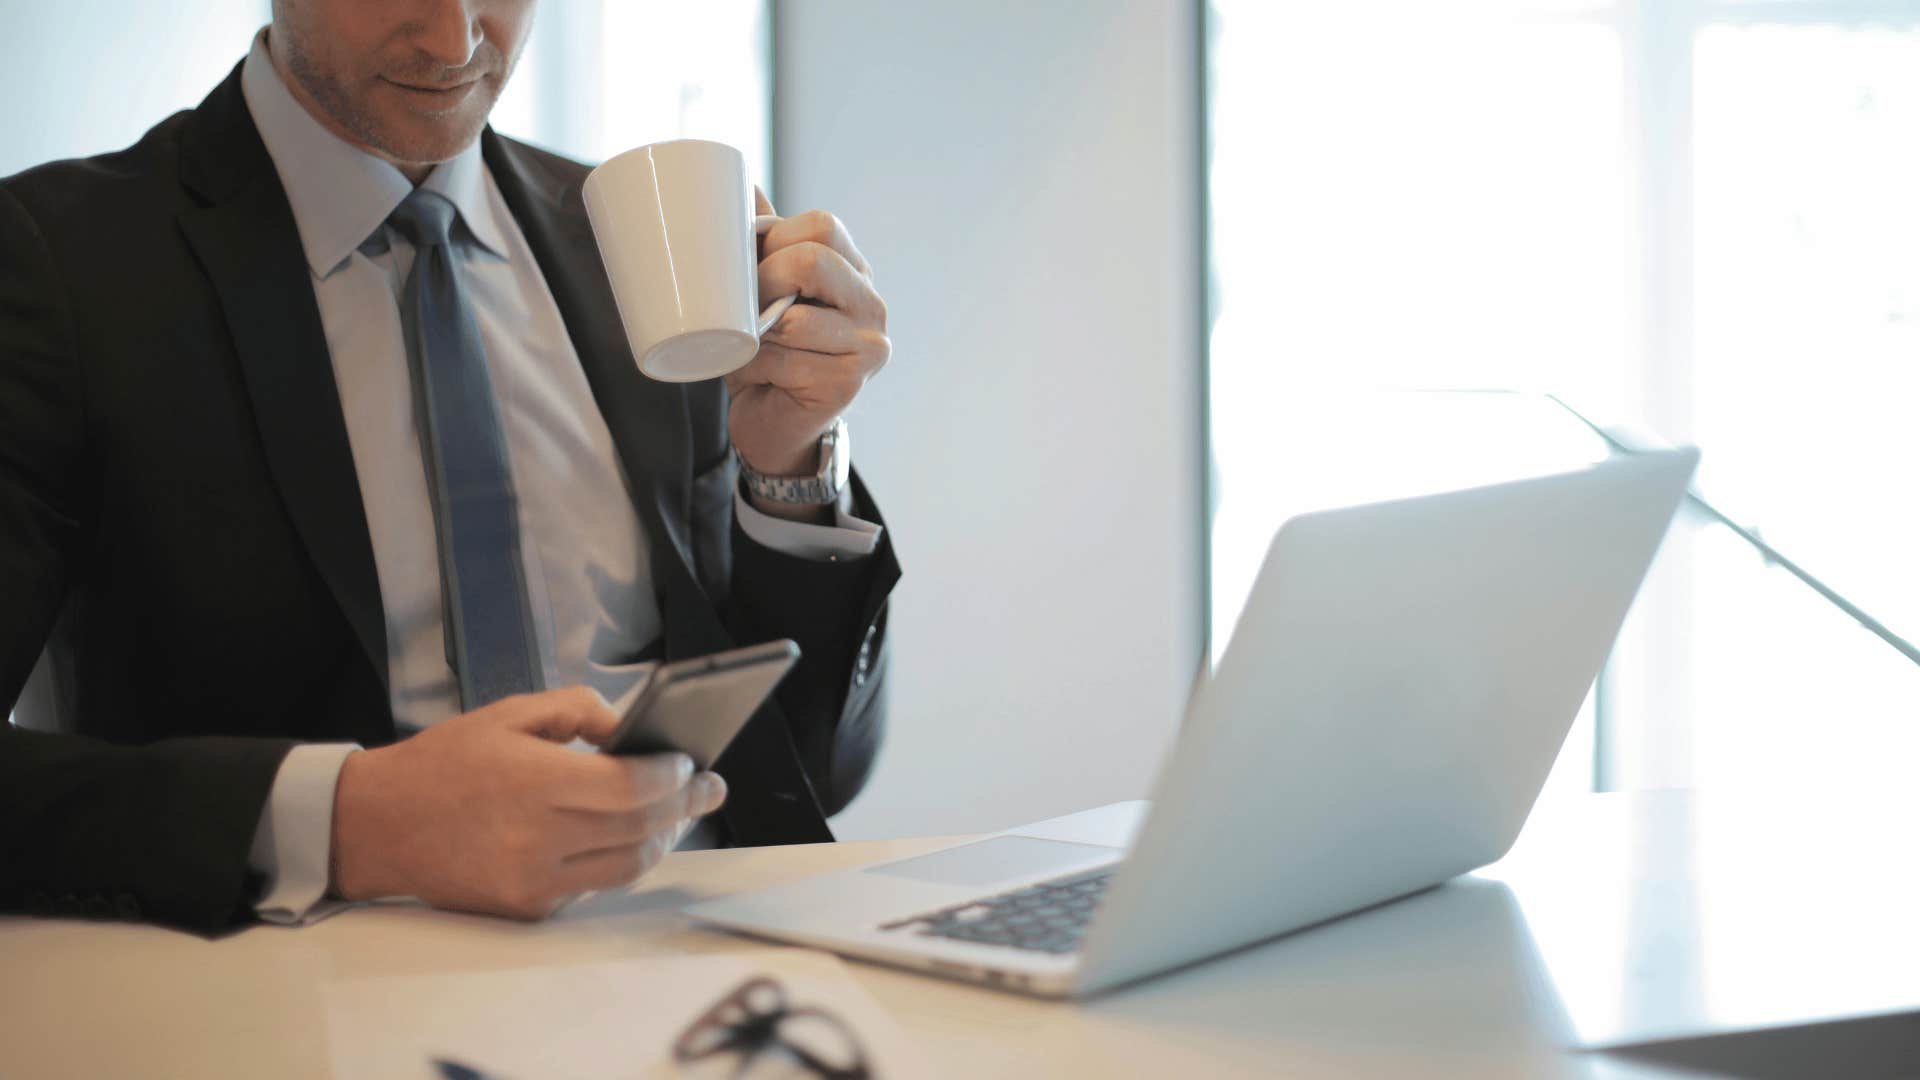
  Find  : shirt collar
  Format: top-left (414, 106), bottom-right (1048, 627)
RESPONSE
top-left (239, 30), bottom-right (509, 278)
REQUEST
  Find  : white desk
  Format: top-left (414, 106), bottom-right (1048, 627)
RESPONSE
top-left (5, 790), bottom-right (1919, 1078)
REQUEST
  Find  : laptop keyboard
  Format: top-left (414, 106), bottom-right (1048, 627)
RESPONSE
top-left (879, 869), bottom-right (1116, 955)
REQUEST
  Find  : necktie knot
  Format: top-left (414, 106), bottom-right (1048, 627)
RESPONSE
top-left (386, 189), bottom-right (459, 250)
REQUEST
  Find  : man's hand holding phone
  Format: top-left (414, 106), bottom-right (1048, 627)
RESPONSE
top-left (327, 687), bottom-right (728, 920)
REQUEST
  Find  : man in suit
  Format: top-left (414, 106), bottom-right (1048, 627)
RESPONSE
top-left (0, 0), bottom-right (899, 934)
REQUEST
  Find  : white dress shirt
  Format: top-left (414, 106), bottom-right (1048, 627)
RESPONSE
top-left (236, 33), bottom-right (880, 924)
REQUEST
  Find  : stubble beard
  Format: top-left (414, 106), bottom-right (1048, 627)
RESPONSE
top-left (281, 33), bottom-right (501, 170)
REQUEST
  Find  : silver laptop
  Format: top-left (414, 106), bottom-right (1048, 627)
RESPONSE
top-left (689, 449), bottom-right (1698, 998)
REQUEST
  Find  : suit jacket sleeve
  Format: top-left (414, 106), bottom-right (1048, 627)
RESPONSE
top-left (0, 182), bottom-right (295, 934)
top-left (720, 465), bottom-right (899, 819)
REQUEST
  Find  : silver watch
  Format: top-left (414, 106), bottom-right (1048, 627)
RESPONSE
top-left (738, 417), bottom-right (851, 506)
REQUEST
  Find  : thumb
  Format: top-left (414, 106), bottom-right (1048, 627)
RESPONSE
top-left (754, 185), bottom-right (775, 217)
top-left (499, 686), bottom-right (621, 745)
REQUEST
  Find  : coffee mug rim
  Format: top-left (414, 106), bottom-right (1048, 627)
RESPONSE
top-left (590, 137), bottom-right (744, 181)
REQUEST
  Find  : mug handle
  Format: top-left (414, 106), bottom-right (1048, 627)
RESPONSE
top-left (753, 214), bottom-right (800, 338)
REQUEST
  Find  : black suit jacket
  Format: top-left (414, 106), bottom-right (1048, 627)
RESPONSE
top-left (0, 64), bottom-right (899, 934)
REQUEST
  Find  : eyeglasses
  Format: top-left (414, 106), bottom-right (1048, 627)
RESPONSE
top-left (672, 976), bottom-right (873, 1080)
top-left (433, 974), bottom-right (876, 1080)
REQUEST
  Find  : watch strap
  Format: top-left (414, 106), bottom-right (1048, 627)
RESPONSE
top-left (738, 418), bottom-right (848, 506)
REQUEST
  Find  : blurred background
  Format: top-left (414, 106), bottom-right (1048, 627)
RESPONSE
top-left (4, 0), bottom-right (1915, 839)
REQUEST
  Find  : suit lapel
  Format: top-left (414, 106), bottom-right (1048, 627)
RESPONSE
top-left (176, 68), bottom-right (389, 695)
top-left (481, 132), bottom-right (717, 641)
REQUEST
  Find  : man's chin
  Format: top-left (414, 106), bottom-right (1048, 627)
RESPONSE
top-left (370, 118), bottom-right (491, 172)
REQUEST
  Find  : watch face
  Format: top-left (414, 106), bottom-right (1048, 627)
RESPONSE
top-left (829, 419), bottom-right (852, 491)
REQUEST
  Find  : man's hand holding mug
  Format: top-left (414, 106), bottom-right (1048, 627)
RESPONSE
top-left (582, 140), bottom-right (890, 523)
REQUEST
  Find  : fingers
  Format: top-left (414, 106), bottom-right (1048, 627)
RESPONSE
top-left (761, 209), bottom-right (872, 280)
top-left (548, 806), bottom-right (654, 854)
top-left (493, 685), bottom-right (620, 745)
top-left (548, 771), bottom-right (727, 852)
top-left (551, 844), bottom-right (645, 896)
top-left (695, 770), bottom-right (727, 815)
top-left (754, 185), bottom-right (775, 217)
top-left (546, 773), bottom-right (730, 895)
top-left (621, 768), bottom-right (727, 838)
top-left (758, 242), bottom-right (885, 326)
top-left (727, 344), bottom-right (884, 420)
top-left (547, 750), bottom-right (693, 814)
top-left (760, 301), bottom-right (873, 355)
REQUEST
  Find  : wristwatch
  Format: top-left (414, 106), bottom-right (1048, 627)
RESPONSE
top-left (738, 417), bottom-right (851, 506)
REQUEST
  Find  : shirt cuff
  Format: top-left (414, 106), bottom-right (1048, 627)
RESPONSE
top-left (733, 485), bottom-right (882, 561)
top-left (247, 742), bottom-right (361, 926)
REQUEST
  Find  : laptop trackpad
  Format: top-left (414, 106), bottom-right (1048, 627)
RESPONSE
top-left (863, 836), bottom-right (1120, 888)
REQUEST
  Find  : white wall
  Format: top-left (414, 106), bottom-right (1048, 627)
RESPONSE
top-left (774, 1), bottom-right (1206, 840)
top-left (0, 2), bottom-right (268, 177)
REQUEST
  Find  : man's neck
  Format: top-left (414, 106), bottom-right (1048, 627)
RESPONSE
top-left (265, 29), bottom-right (433, 186)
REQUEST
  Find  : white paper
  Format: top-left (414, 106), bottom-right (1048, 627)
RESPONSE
top-left (324, 948), bottom-right (931, 1080)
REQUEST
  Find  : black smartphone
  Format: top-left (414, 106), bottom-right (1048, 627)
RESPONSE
top-left (601, 639), bottom-right (800, 768)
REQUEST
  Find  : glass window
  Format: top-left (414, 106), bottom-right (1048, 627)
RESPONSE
top-left (1686, 20), bottom-right (1920, 790)
top-left (1206, 0), bottom-right (1920, 804)
top-left (491, 0), bottom-right (770, 182)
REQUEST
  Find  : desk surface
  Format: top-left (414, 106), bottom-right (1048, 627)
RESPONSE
top-left (6, 790), bottom-right (1919, 1079)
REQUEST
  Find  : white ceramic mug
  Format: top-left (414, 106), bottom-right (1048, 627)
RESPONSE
top-left (581, 139), bottom-right (797, 383)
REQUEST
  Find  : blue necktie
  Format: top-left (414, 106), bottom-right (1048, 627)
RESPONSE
top-left (385, 190), bottom-right (541, 709)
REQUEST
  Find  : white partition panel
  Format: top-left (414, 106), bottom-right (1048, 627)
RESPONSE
top-left (774, 1), bottom-right (1205, 840)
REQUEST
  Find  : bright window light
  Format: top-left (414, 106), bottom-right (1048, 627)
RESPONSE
top-left (492, 0), bottom-right (769, 184)
top-left (1207, 0), bottom-right (1920, 804)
